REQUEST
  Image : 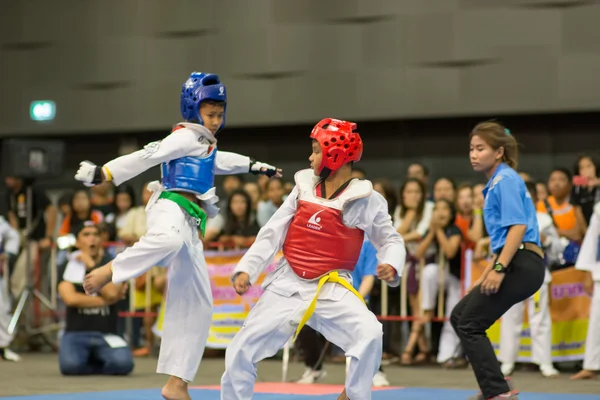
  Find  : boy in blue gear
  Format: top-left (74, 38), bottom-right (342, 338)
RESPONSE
top-left (78, 72), bottom-right (281, 400)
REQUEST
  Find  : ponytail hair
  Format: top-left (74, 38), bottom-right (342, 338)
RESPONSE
top-left (470, 121), bottom-right (519, 170)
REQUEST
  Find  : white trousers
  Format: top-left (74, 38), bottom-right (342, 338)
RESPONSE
top-left (420, 263), bottom-right (462, 363)
top-left (499, 282), bottom-right (552, 366)
top-left (111, 199), bottom-right (212, 382)
top-left (221, 288), bottom-right (383, 400)
top-left (583, 282), bottom-right (600, 371)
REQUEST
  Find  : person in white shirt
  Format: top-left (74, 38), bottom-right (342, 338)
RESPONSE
top-left (221, 118), bottom-right (405, 400)
top-left (571, 202), bottom-right (600, 380)
top-left (0, 216), bottom-right (20, 361)
top-left (76, 72), bottom-right (281, 400)
top-left (499, 181), bottom-right (562, 378)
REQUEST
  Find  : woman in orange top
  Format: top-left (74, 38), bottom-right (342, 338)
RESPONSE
top-left (536, 168), bottom-right (585, 268)
top-left (455, 184), bottom-right (485, 251)
top-left (58, 189), bottom-right (104, 236)
top-left (455, 184), bottom-right (485, 293)
top-left (536, 168), bottom-right (584, 241)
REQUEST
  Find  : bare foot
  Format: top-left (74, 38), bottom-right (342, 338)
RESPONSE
top-left (571, 370), bottom-right (597, 380)
top-left (83, 264), bottom-right (113, 295)
top-left (161, 376), bottom-right (191, 400)
top-left (414, 351), bottom-right (430, 364)
top-left (400, 351), bottom-right (413, 366)
top-left (336, 388), bottom-right (349, 400)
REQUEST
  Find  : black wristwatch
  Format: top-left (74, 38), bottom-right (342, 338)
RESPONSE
top-left (493, 262), bottom-right (508, 273)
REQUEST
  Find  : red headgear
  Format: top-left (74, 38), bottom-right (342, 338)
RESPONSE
top-left (310, 118), bottom-right (363, 174)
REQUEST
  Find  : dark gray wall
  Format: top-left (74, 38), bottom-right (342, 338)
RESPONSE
top-left (2, 0), bottom-right (600, 136)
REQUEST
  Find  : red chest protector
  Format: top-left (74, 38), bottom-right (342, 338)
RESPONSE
top-left (282, 169), bottom-right (373, 280)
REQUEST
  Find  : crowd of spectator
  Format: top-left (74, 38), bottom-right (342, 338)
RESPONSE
top-left (0, 153), bottom-right (598, 385)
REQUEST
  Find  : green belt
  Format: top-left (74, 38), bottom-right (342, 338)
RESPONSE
top-left (158, 191), bottom-right (207, 235)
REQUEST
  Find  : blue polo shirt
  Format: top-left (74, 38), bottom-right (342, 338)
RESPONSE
top-left (351, 239), bottom-right (378, 302)
top-left (482, 163), bottom-right (540, 254)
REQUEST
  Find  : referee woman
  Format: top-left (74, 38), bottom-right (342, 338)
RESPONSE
top-left (451, 121), bottom-right (545, 400)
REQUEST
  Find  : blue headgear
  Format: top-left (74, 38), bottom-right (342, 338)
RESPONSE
top-left (180, 72), bottom-right (227, 131)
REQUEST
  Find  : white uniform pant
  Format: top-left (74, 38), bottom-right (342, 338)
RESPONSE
top-left (110, 199), bottom-right (212, 382)
top-left (583, 281), bottom-right (600, 371)
top-left (420, 263), bottom-right (462, 363)
top-left (221, 288), bottom-right (383, 400)
top-left (499, 282), bottom-right (552, 366)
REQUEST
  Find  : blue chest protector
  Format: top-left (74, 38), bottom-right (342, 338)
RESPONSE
top-left (160, 148), bottom-right (217, 196)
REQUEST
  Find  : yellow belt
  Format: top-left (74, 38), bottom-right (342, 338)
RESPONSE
top-left (292, 271), bottom-right (365, 343)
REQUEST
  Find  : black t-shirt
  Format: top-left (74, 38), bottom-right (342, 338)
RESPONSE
top-left (571, 185), bottom-right (600, 224)
top-left (221, 218), bottom-right (260, 238)
top-left (92, 203), bottom-right (115, 219)
top-left (6, 187), bottom-right (50, 240)
top-left (426, 224), bottom-right (463, 279)
top-left (445, 225), bottom-right (463, 279)
top-left (62, 253), bottom-right (118, 334)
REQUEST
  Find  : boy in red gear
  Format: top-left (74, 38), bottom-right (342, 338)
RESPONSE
top-left (220, 118), bottom-right (406, 400)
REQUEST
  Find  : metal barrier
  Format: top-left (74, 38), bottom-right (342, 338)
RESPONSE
top-left (114, 240), bottom-right (252, 345)
top-left (36, 239), bottom-right (458, 382)
top-left (103, 240), bottom-right (456, 382)
top-left (281, 251), bottom-right (453, 382)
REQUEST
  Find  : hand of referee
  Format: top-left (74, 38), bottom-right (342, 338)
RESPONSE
top-left (480, 270), bottom-right (505, 295)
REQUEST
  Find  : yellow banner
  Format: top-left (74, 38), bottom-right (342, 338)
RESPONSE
top-left (464, 250), bottom-right (591, 361)
top-left (153, 250), bottom-right (282, 348)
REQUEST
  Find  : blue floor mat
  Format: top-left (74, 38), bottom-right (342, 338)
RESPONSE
top-left (3, 388), bottom-right (599, 400)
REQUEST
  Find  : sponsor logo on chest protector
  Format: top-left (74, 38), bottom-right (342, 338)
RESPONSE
top-left (307, 210), bottom-right (324, 231)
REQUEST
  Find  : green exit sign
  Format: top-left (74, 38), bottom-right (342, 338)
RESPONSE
top-left (30, 100), bottom-right (56, 121)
